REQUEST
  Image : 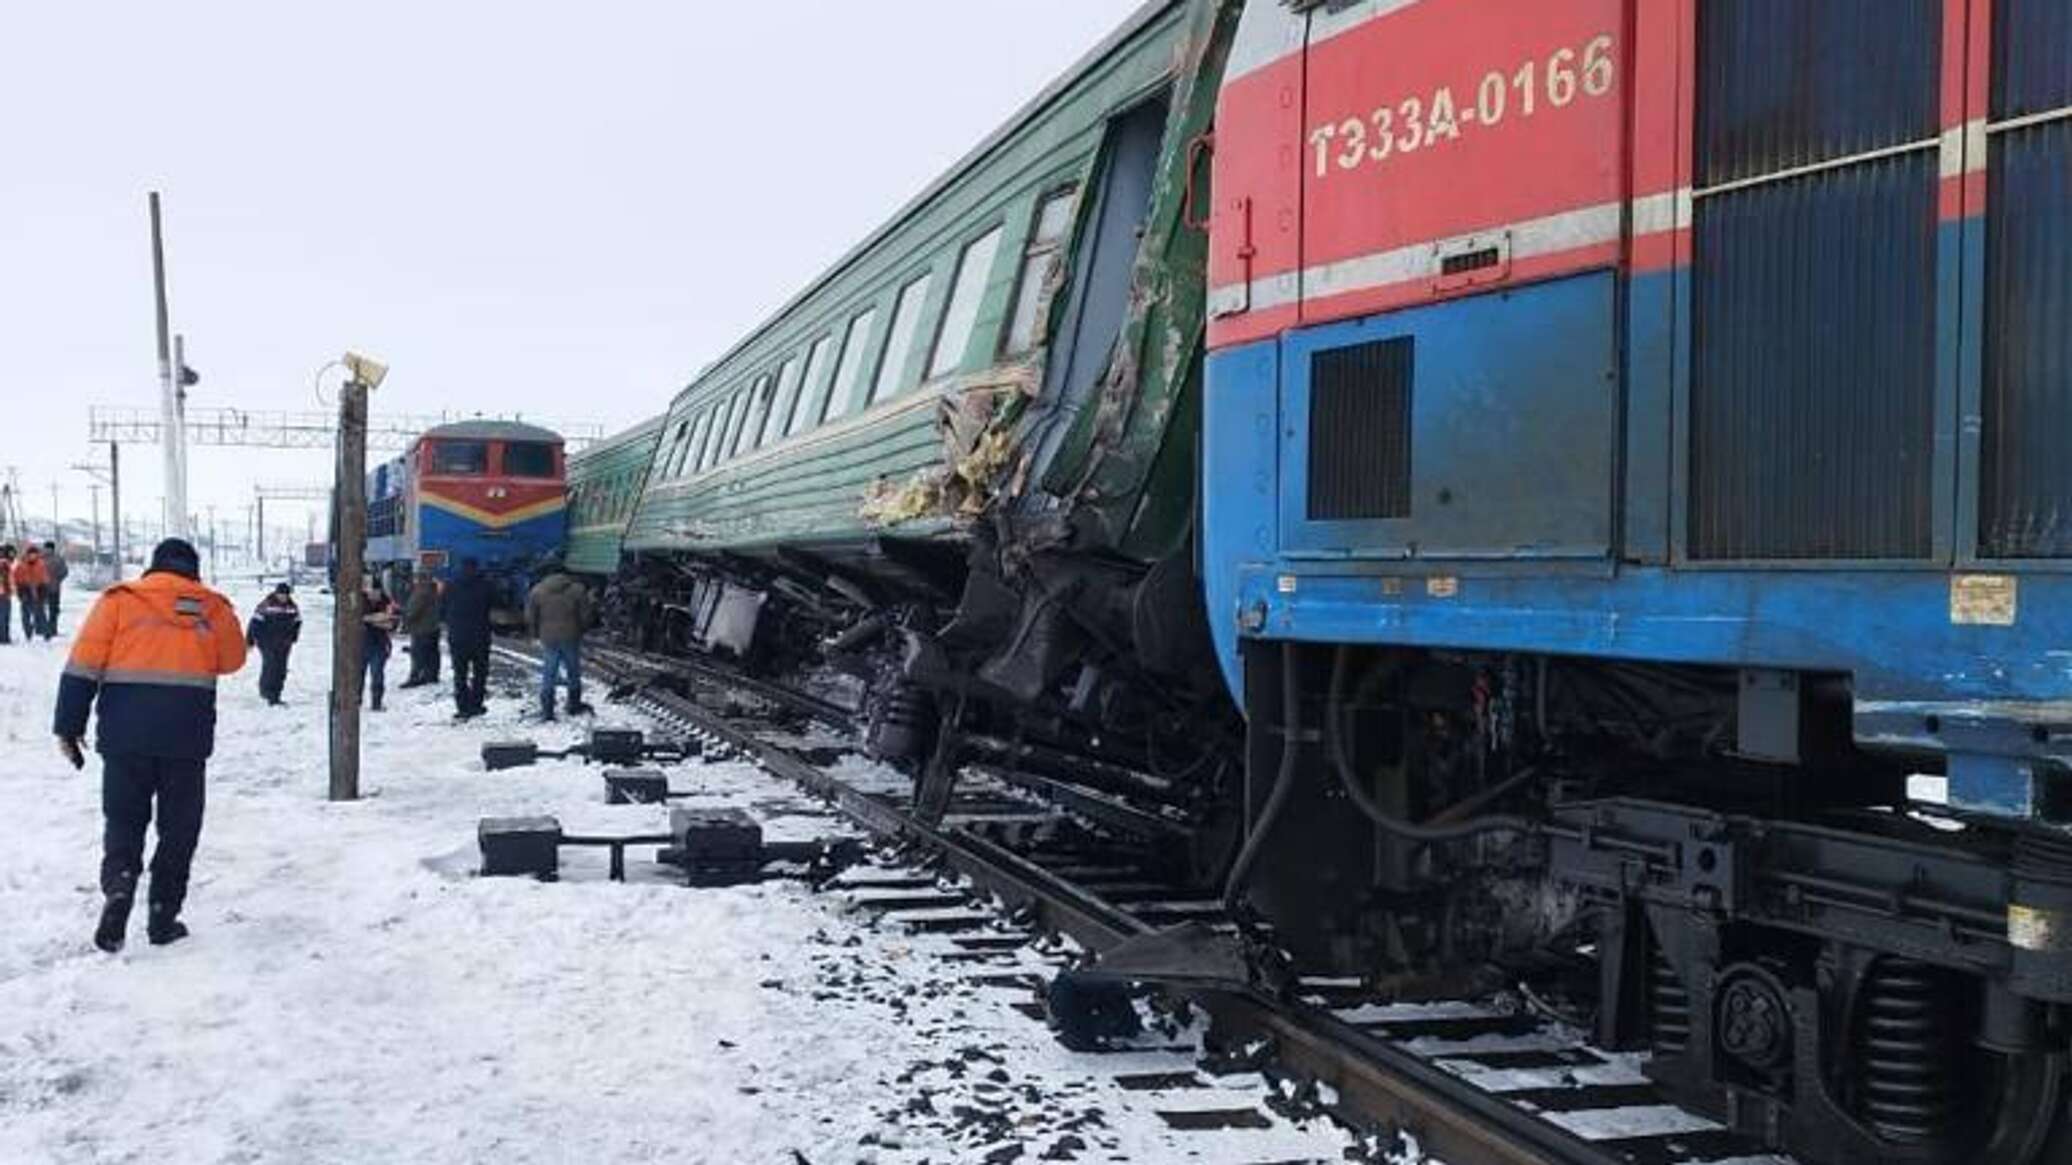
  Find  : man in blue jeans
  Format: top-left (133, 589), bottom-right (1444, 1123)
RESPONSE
top-left (524, 560), bottom-right (597, 722)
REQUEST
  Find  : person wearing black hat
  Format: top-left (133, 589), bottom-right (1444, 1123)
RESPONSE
top-left (54, 537), bottom-right (247, 952)
top-left (246, 583), bottom-right (302, 705)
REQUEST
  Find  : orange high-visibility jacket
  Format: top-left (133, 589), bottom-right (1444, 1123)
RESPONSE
top-left (12, 553), bottom-right (48, 591)
top-left (53, 571), bottom-right (247, 759)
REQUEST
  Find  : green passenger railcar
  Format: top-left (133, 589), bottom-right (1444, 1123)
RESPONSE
top-left (616, 0), bottom-right (1242, 808)
top-left (564, 416), bottom-right (663, 578)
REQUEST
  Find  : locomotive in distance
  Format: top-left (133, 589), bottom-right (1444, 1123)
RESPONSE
top-left (542, 3), bottom-right (2072, 1162)
top-left (365, 419), bottom-right (568, 618)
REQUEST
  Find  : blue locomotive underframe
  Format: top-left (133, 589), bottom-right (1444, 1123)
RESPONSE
top-left (1203, 270), bottom-right (2072, 830)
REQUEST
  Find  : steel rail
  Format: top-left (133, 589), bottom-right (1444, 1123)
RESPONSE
top-left (512, 642), bottom-right (1630, 1165)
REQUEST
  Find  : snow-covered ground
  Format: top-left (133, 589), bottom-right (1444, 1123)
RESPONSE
top-left (0, 583), bottom-right (1357, 1163)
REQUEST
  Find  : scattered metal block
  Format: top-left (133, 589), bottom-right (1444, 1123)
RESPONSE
top-left (671, 806), bottom-right (764, 886)
top-left (604, 768), bottom-right (670, 805)
top-left (479, 816), bottom-right (562, 879)
top-left (482, 740), bottom-right (541, 771)
top-left (587, 728), bottom-right (646, 765)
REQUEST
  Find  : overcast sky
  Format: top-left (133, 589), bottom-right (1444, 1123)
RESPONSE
top-left (0, 0), bottom-right (1146, 549)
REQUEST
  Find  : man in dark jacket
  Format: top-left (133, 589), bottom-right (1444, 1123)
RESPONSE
top-left (246, 584), bottom-right (302, 705)
top-left (399, 573), bottom-right (442, 688)
top-left (0, 545), bottom-right (14, 646)
top-left (526, 562), bottom-right (598, 721)
top-left (43, 541), bottom-right (69, 632)
top-left (55, 538), bottom-right (247, 952)
top-left (441, 558), bottom-right (495, 719)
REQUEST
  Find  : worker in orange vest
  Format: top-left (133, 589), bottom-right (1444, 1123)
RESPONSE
top-left (13, 543), bottom-right (52, 640)
top-left (54, 538), bottom-right (247, 952)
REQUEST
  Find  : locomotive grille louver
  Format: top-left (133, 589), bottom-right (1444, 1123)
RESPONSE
top-left (1308, 337), bottom-right (1413, 522)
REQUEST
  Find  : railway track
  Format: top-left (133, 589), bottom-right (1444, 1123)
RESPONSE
top-left (499, 641), bottom-right (1793, 1165)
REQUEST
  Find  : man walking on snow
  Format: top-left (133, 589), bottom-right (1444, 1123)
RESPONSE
top-left (525, 559), bottom-right (596, 722)
top-left (246, 583), bottom-right (302, 705)
top-left (54, 538), bottom-right (247, 952)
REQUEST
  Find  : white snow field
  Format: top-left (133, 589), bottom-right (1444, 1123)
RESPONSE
top-left (0, 585), bottom-right (1358, 1164)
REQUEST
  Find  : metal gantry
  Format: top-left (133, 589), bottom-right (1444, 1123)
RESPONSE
top-left (88, 406), bottom-right (606, 453)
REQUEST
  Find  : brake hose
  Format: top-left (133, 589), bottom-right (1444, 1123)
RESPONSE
top-left (1325, 645), bottom-right (1545, 844)
top-left (1221, 641), bottom-right (1305, 912)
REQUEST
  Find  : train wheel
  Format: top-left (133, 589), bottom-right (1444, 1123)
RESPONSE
top-left (1984, 1048), bottom-right (2070, 1165)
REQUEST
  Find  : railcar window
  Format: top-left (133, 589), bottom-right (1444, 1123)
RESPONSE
top-left (662, 420), bottom-right (690, 479)
top-left (788, 334), bottom-right (838, 438)
top-left (702, 395), bottom-right (739, 472)
top-left (719, 387), bottom-right (753, 463)
top-left (503, 441), bottom-right (557, 478)
top-left (430, 441), bottom-right (490, 476)
top-left (869, 273), bottom-right (934, 405)
top-left (928, 225), bottom-right (1005, 378)
top-left (762, 356), bottom-right (804, 446)
top-left (737, 374), bottom-right (775, 456)
top-left (1003, 187), bottom-right (1078, 356)
top-left (821, 308), bottom-right (880, 424)
top-left (681, 409), bottom-right (713, 478)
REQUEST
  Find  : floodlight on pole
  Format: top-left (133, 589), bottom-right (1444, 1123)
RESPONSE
top-left (342, 352), bottom-right (388, 391)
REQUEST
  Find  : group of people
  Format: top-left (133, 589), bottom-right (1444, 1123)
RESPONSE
top-left (241, 557), bottom-right (500, 716)
top-left (239, 555), bottom-right (593, 721)
top-left (53, 541), bottom-right (605, 953)
top-left (1, 541), bottom-right (68, 643)
top-left (349, 562), bottom-right (490, 715)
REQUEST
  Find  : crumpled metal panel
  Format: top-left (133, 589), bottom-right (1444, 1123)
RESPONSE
top-left (1695, 0), bottom-right (1940, 187)
top-left (1690, 155), bottom-right (1939, 560)
top-left (1982, 117), bottom-right (2072, 558)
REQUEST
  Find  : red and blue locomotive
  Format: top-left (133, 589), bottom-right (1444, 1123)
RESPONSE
top-left (366, 419), bottom-right (568, 611)
top-left (1200, 1), bottom-right (2072, 1159)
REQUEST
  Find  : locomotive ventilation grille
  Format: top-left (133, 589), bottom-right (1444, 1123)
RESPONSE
top-left (1307, 337), bottom-right (1413, 522)
top-left (1688, 0), bottom-right (1940, 560)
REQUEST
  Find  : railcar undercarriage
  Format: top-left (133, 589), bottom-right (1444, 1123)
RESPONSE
top-left (607, 532), bottom-right (1244, 884)
top-left (1223, 641), bottom-right (2072, 1164)
top-left (609, 542), bottom-right (2072, 1160)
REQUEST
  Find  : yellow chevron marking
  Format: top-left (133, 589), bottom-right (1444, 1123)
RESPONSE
top-left (422, 493), bottom-right (567, 529)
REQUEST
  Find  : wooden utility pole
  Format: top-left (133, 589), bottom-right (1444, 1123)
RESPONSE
top-left (329, 371), bottom-right (372, 802)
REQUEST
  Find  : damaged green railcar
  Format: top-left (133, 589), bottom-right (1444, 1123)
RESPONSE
top-left (616, 0), bottom-right (1243, 814)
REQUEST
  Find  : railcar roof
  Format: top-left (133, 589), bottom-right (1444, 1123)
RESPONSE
top-left (668, 0), bottom-right (1184, 403)
top-left (570, 414), bottom-right (665, 464)
top-left (420, 419), bottom-right (563, 443)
